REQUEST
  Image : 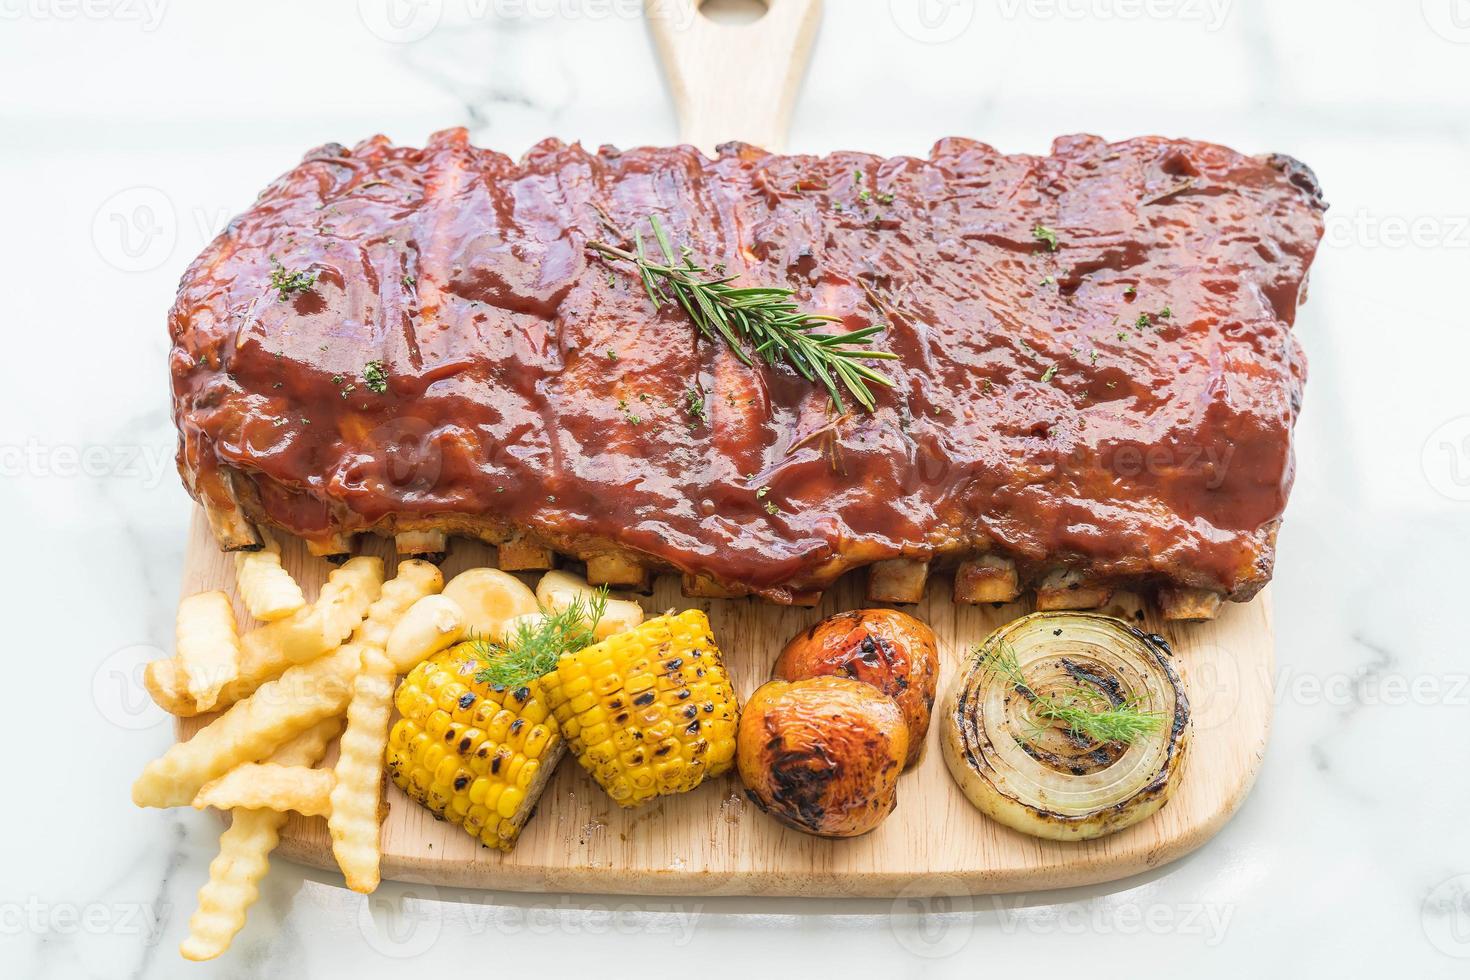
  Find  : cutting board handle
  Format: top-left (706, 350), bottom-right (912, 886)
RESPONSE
top-left (645, 0), bottom-right (822, 154)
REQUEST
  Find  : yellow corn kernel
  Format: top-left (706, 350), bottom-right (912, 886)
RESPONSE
top-left (539, 610), bottom-right (739, 808)
top-left (386, 643), bottom-right (564, 852)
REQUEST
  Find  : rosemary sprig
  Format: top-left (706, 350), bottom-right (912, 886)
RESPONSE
top-left (471, 588), bottom-right (608, 689)
top-left (978, 641), bottom-right (1164, 746)
top-left (588, 215), bottom-right (898, 412)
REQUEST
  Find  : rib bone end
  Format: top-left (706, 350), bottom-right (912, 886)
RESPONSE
top-left (497, 532), bottom-right (555, 571)
top-left (1035, 568), bottom-right (1113, 611)
top-left (305, 531), bottom-right (354, 561)
top-left (681, 573), bottom-right (743, 599)
top-left (1158, 587), bottom-right (1223, 621)
top-left (394, 529), bottom-right (448, 563)
top-left (953, 555), bottom-right (1020, 604)
top-left (866, 559), bottom-right (930, 604)
top-left (586, 552), bottom-right (651, 591)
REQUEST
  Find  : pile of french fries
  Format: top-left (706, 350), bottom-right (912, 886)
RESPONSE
top-left (130, 535), bottom-right (626, 961)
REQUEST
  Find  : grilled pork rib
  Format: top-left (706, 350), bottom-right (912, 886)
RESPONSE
top-left (169, 130), bottom-right (1324, 610)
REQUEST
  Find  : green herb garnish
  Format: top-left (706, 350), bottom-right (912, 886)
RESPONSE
top-left (472, 588), bottom-right (608, 689)
top-left (268, 257), bottom-right (318, 300)
top-left (1031, 224), bottom-right (1061, 251)
top-left (361, 360), bottom-right (389, 394)
top-left (685, 387), bottom-right (707, 426)
top-left (589, 215), bottom-right (896, 412)
top-left (1039, 364), bottom-right (1057, 383)
top-left (978, 641), bottom-right (1163, 746)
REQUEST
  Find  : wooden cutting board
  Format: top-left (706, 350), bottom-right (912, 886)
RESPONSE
top-left (177, 510), bottom-right (1272, 897)
top-left (173, 0), bottom-right (1275, 896)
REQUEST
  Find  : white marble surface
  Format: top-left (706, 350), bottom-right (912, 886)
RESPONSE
top-left (3, 0), bottom-right (1469, 975)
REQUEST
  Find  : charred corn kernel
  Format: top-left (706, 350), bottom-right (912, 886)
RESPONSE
top-left (539, 610), bottom-right (739, 808)
top-left (387, 643), bottom-right (565, 851)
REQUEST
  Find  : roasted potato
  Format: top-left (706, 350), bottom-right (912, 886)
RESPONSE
top-left (737, 677), bottom-right (907, 838)
top-left (773, 608), bottom-right (938, 767)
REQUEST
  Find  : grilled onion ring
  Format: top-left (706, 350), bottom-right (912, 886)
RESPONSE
top-left (941, 613), bottom-right (1190, 841)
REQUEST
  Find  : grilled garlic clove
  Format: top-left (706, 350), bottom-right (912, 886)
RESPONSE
top-left (536, 570), bottom-right (643, 640)
top-left (442, 568), bottom-right (539, 642)
top-left (941, 612), bottom-right (1190, 841)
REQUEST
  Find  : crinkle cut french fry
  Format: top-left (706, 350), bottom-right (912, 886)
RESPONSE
top-left (132, 644), bottom-right (362, 808)
top-left (176, 591), bottom-right (241, 713)
top-left (179, 719), bottom-right (339, 962)
top-left (193, 763), bottom-right (335, 817)
top-left (384, 594), bottom-right (466, 673)
top-left (234, 555), bottom-right (381, 688)
top-left (329, 647), bottom-right (396, 893)
top-left (352, 559), bottom-right (443, 649)
top-left (233, 533), bottom-right (307, 622)
top-left (145, 557), bottom-right (383, 717)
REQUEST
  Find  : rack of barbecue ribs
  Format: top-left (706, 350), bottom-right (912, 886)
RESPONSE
top-left (168, 129), bottom-right (1325, 619)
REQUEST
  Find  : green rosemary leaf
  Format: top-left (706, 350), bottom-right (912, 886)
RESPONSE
top-left (589, 218), bottom-right (896, 412)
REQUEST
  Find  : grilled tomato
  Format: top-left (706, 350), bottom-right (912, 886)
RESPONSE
top-left (737, 677), bottom-right (907, 838)
top-left (773, 609), bottom-right (938, 767)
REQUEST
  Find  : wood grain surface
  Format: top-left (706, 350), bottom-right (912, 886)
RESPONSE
top-left (177, 510), bottom-right (1273, 896)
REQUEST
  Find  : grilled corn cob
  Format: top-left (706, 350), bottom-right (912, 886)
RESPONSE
top-left (387, 643), bottom-right (564, 851)
top-left (539, 609), bottom-right (738, 807)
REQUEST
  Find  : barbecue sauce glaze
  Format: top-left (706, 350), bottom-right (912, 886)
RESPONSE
top-left (170, 130), bottom-right (1324, 601)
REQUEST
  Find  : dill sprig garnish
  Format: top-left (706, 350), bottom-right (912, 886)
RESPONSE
top-left (588, 215), bottom-right (897, 412)
top-left (471, 588), bottom-right (608, 689)
top-left (978, 641), bottom-right (1164, 746)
